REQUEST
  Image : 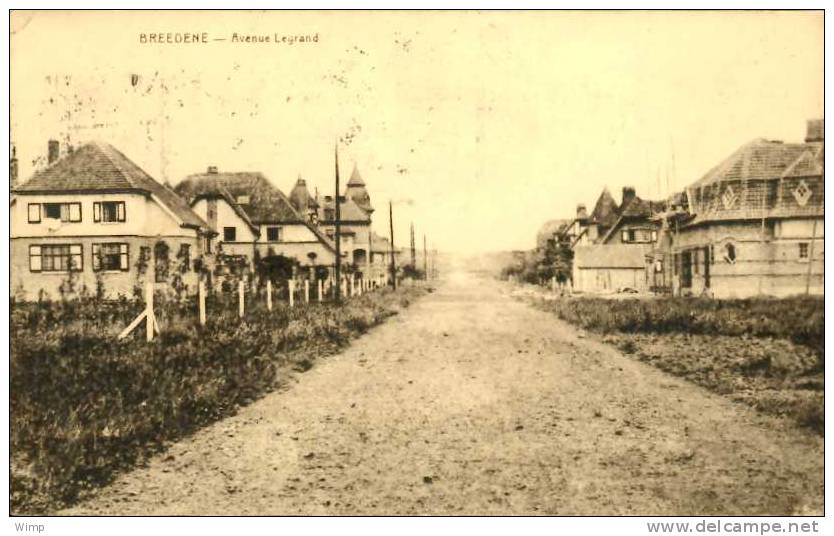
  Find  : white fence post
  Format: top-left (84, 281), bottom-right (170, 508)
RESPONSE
top-left (238, 280), bottom-right (245, 318)
top-left (145, 282), bottom-right (154, 341)
top-left (289, 279), bottom-right (295, 308)
top-left (267, 279), bottom-right (273, 311)
top-left (199, 280), bottom-right (206, 325)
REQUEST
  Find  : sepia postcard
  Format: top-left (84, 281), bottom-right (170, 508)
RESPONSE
top-left (6, 7), bottom-right (826, 532)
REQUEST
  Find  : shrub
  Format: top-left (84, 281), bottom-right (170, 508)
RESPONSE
top-left (11, 283), bottom-right (429, 514)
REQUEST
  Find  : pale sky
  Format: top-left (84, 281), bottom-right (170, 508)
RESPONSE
top-left (10, 10), bottom-right (823, 254)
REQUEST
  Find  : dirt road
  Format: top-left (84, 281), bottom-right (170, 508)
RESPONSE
top-left (64, 272), bottom-right (823, 515)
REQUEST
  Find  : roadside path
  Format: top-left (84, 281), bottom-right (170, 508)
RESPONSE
top-left (65, 272), bottom-right (823, 515)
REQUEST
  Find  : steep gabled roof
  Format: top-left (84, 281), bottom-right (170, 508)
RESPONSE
top-left (318, 194), bottom-right (372, 223)
top-left (589, 187), bottom-right (620, 228)
top-left (600, 195), bottom-right (664, 244)
top-left (690, 139), bottom-right (822, 189)
top-left (177, 171), bottom-right (302, 224)
top-left (176, 171), bottom-right (336, 253)
top-left (14, 142), bottom-right (211, 232)
top-left (190, 182), bottom-right (260, 236)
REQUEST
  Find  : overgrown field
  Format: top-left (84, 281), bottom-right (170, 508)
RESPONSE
top-left (521, 292), bottom-right (824, 434)
top-left (11, 284), bottom-right (429, 514)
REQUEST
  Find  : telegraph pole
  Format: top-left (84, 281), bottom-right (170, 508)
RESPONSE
top-left (334, 143), bottom-right (342, 303)
top-left (389, 201), bottom-right (397, 290)
top-left (423, 234), bottom-right (428, 279)
top-left (410, 222), bottom-right (416, 268)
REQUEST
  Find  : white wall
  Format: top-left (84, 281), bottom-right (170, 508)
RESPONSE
top-left (192, 198), bottom-right (258, 242)
top-left (11, 192), bottom-right (194, 239)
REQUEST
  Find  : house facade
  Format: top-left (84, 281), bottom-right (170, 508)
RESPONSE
top-left (10, 142), bottom-right (214, 300)
top-left (312, 164), bottom-right (388, 282)
top-left (573, 243), bottom-right (652, 293)
top-left (568, 187), bottom-right (664, 293)
top-left (175, 168), bottom-right (337, 279)
top-left (651, 119), bottom-right (824, 298)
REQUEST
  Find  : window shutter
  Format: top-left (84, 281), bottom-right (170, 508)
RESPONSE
top-left (28, 204), bottom-right (41, 223)
top-left (93, 202), bottom-right (101, 222)
top-left (29, 246), bottom-right (42, 272)
top-left (120, 244), bottom-right (129, 271)
top-left (621, 230), bottom-right (628, 242)
top-left (92, 244), bottom-right (101, 271)
top-left (117, 202), bottom-right (126, 222)
top-left (69, 203), bottom-right (81, 222)
top-left (70, 245), bottom-right (83, 271)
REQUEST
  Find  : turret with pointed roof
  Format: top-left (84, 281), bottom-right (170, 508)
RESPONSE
top-left (345, 163), bottom-right (373, 214)
top-left (288, 175), bottom-right (318, 213)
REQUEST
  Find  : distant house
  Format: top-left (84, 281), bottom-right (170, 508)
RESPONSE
top-left (536, 219), bottom-right (569, 250)
top-left (651, 119), bottom-right (824, 298)
top-left (573, 244), bottom-right (652, 293)
top-left (175, 168), bottom-right (337, 279)
top-left (557, 187), bottom-right (622, 248)
top-left (568, 187), bottom-right (664, 293)
top-left (314, 164), bottom-right (382, 280)
top-left (10, 141), bottom-right (214, 300)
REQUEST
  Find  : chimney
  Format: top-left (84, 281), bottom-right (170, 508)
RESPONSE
top-left (207, 166), bottom-right (218, 174)
top-left (47, 139), bottom-right (60, 165)
top-left (805, 118), bottom-right (824, 143)
top-left (621, 186), bottom-right (636, 208)
top-left (576, 203), bottom-right (588, 220)
top-left (10, 144), bottom-right (18, 190)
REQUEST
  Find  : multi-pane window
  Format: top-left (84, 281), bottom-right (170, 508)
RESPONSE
top-left (93, 201), bottom-right (126, 223)
top-left (223, 227), bottom-right (237, 242)
top-left (92, 243), bottom-right (129, 271)
top-left (267, 226), bottom-right (282, 242)
top-left (621, 228), bottom-right (655, 244)
top-left (29, 244), bottom-right (83, 272)
top-left (39, 202), bottom-right (81, 223)
top-left (799, 242), bottom-right (809, 259)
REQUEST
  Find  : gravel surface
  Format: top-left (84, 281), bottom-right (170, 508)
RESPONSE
top-left (63, 272), bottom-right (823, 515)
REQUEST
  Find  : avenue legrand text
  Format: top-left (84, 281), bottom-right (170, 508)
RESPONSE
top-left (138, 32), bottom-right (320, 44)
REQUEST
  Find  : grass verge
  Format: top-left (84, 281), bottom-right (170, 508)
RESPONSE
top-left (11, 284), bottom-right (430, 514)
